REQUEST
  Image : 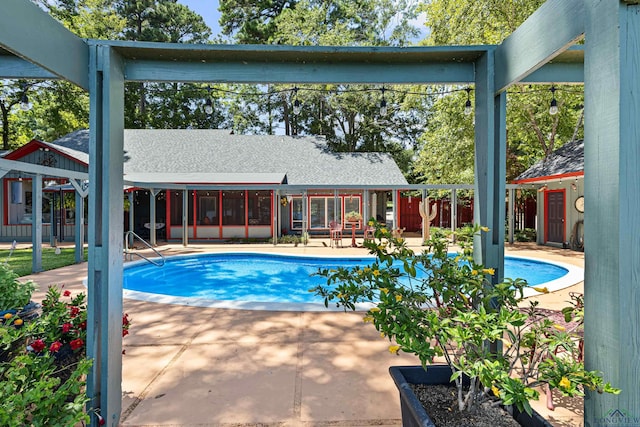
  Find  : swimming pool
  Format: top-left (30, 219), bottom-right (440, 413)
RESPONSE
top-left (122, 252), bottom-right (584, 311)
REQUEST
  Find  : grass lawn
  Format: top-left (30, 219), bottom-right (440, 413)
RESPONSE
top-left (0, 247), bottom-right (87, 277)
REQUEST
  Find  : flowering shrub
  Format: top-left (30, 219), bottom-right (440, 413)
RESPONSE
top-left (313, 222), bottom-right (618, 416)
top-left (0, 283), bottom-right (131, 425)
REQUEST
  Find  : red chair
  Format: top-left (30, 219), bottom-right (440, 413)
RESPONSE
top-left (363, 225), bottom-right (375, 242)
top-left (329, 221), bottom-right (343, 247)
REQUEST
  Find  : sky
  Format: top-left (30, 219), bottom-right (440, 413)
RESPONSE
top-left (178, 0), bottom-right (222, 37)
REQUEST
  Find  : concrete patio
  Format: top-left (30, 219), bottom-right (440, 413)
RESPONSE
top-left (21, 237), bottom-right (585, 426)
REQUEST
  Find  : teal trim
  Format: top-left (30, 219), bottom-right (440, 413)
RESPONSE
top-left (87, 44), bottom-right (125, 427)
top-left (0, 0), bottom-right (89, 89)
top-left (31, 174), bottom-right (42, 273)
top-left (523, 62), bottom-right (584, 84)
top-left (583, 1), bottom-right (640, 424)
top-left (473, 50), bottom-right (506, 284)
top-left (124, 60), bottom-right (475, 84)
top-left (494, 0), bottom-right (584, 92)
top-left (0, 56), bottom-right (57, 79)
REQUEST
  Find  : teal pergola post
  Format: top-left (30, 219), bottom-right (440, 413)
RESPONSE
top-left (149, 189), bottom-right (157, 246)
top-left (74, 190), bottom-right (84, 263)
top-left (584, 1), bottom-right (640, 424)
top-left (87, 43), bottom-right (125, 426)
top-left (473, 50), bottom-right (507, 283)
top-left (31, 173), bottom-right (42, 273)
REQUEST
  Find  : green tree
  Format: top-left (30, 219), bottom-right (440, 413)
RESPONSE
top-left (114, 0), bottom-right (214, 129)
top-left (41, 0), bottom-right (125, 39)
top-left (219, 0), bottom-right (297, 44)
top-left (0, 81), bottom-right (34, 150)
top-left (260, 0), bottom-right (424, 179)
top-left (414, 0), bottom-right (584, 182)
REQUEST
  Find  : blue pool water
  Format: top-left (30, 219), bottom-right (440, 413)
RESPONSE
top-left (123, 253), bottom-right (569, 306)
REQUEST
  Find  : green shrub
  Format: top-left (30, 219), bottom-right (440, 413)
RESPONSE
top-left (514, 228), bottom-right (537, 242)
top-left (313, 222), bottom-right (618, 415)
top-left (0, 264), bottom-right (36, 311)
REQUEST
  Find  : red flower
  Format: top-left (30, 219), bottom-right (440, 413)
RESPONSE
top-left (69, 306), bottom-right (80, 317)
top-left (62, 322), bottom-right (72, 333)
top-left (30, 339), bottom-right (45, 353)
top-left (79, 321), bottom-right (87, 330)
top-left (63, 290), bottom-right (71, 297)
top-left (69, 338), bottom-right (84, 351)
top-left (49, 341), bottom-right (62, 353)
top-left (122, 329), bottom-right (129, 337)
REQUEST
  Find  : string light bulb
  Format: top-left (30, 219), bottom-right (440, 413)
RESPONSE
top-left (379, 87), bottom-right (388, 116)
top-left (464, 87), bottom-right (472, 115)
top-left (549, 86), bottom-right (558, 115)
top-left (19, 92), bottom-right (30, 111)
top-left (204, 98), bottom-right (213, 115)
top-left (203, 86), bottom-right (213, 115)
top-left (292, 87), bottom-right (301, 115)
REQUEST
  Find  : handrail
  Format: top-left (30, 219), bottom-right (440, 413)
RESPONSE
top-left (124, 230), bottom-right (166, 267)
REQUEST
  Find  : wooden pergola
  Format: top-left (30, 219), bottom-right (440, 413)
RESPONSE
top-left (1, 0), bottom-right (638, 425)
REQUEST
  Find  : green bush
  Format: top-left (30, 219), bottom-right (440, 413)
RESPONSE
top-left (514, 228), bottom-right (537, 242)
top-left (313, 222), bottom-right (618, 415)
top-left (0, 264), bottom-right (36, 311)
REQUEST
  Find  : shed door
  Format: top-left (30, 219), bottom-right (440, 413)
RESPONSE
top-left (546, 191), bottom-right (565, 243)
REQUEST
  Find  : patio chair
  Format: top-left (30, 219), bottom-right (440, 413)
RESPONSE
top-left (329, 221), bottom-right (343, 247)
top-left (363, 225), bottom-right (375, 242)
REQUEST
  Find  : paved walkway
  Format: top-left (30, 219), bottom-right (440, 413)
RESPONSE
top-left (21, 238), bottom-right (585, 427)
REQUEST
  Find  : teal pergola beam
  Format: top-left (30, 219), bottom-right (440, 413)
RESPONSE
top-left (125, 60), bottom-right (474, 84)
top-left (523, 61), bottom-right (584, 84)
top-left (0, 0), bottom-right (88, 89)
top-left (494, 0), bottom-right (584, 92)
top-left (0, 55), bottom-right (58, 79)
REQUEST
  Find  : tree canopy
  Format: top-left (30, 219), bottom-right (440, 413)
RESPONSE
top-left (413, 0), bottom-right (585, 184)
top-left (2, 0), bottom-right (584, 185)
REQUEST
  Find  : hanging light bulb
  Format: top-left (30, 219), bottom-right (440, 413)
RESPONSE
top-left (204, 98), bottom-right (213, 115)
top-left (203, 86), bottom-right (213, 115)
top-left (549, 86), bottom-right (559, 115)
top-left (19, 92), bottom-right (30, 111)
top-left (464, 87), bottom-right (472, 115)
top-left (292, 87), bottom-right (301, 115)
top-left (379, 87), bottom-right (388, 116)
top-left (379, 99), bottom-right (387, 116)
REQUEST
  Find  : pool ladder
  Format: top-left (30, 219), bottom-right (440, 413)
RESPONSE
top-left (124, 231), bottom-right (166, 267)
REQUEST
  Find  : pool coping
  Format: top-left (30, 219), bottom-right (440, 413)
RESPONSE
top-left (120, 251), bottom-right (584, 312)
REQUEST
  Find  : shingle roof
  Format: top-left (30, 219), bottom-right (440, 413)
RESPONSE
top-left (51, 129), bottom-right (408, 187)
top-left (42, 139), bottom-right (89, 165)
top-left (514, 139), bottom-right (584, 182)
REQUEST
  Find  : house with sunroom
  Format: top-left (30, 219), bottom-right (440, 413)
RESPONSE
top-left (1, 129), bottom-right (408, 243)
top-left (513, 139), bottom-right (584, 251)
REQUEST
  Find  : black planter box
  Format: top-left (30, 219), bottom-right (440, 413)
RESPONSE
top-left (389, 365), bottom-right (553, 427)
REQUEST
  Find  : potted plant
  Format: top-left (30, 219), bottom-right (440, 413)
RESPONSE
top-left (313, 222), bottom-right (618, 426)
top-left (345, 211), bottom-right (362, 222)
